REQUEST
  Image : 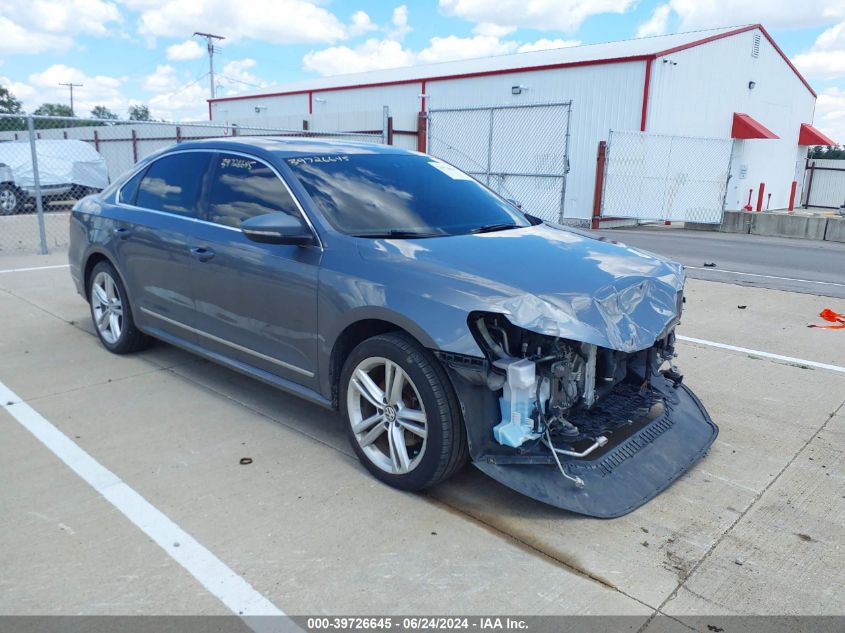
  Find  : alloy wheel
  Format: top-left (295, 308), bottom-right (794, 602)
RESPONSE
top-left (91, 271), bottom-right (124, 345)
top-left (347, 356), bottom-right (428, 474)
top-left (0, 188), bottom-right (17, 214)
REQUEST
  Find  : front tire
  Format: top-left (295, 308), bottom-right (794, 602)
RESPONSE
top-left (88, 260), bottom-right (150, 354)
top-left (340, 332), bottom-right (468, 491)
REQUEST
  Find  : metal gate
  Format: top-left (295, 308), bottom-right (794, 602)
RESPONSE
top-left (803, 159), bottom-right (845, 208)
top-left (601, 130), bottom-right (734, 224)
top-left (427, 102), bottom-right (571, 222)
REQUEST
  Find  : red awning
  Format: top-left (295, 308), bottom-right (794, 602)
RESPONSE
top-left (731, 112), bottom-right (779, 140)
top-left (799, 123), bottom-right (836, 146)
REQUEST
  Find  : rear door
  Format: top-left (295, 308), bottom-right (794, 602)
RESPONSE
top-left (188, 152), bottom-right (322, 386)
top-left (113, 151), bottom-right (211, 343)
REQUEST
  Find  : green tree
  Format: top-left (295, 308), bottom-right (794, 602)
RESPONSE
top-left (128, 104), bottom-right (152, 121)
top-left (33, 103), bottom-right (74, 117)
top-left (91, 105), bottom-right (118, 120)
top-left (0, 85), bottom-right (25, 131)
top-left (0, 85), bottom-right (22, 114)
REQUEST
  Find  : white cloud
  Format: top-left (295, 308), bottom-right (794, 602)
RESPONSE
top-left (217, 58), bottom-right (268, 93)
top-left (793, 18), bottom-right (845, 80)
top-left (166, 39), bottom-right (205, 61)
top-left (636, 4), bottom-right (671, 38)
top-left (418, 35), bottom-right (518, 63)
top-left (9, 64), bottom-right (128, 116)
top-left (473, 22), bottom-right (517, 37)
top-left (131, 0), bottom-right (347, 44)
top-left (390, 5), bottom-right (412, 41)
top-left (303, 39), bottom-right (416, 76)
top-left (438, 0), bottom-right (636, 32)
top-left (0, 0), bottom-right (121, 54)
top-left (517, 38), bottom-right (581, 53)
top-left (658, 0), bottom-right (845, 31)
top-left (143, 65), bottom-right (181, 92)
top-left (813, 87), bottom-right (845, 143)
top-left (349, 11), bottom-right (377, 37)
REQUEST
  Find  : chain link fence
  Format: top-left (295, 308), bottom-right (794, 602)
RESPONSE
top-left (601, 130), bottom-right (734, 224)
top-left (427, 102), bottom-right (571, 223)
top-left (0, 113), bottom-right (385, 255)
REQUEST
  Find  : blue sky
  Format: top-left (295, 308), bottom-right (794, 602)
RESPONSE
top-left (1, 0), bottom-right (844, 137)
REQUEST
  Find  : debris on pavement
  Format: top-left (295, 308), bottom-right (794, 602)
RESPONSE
top-left (703, 262), bottom-right (717, 267)
top-left (239, 457), bottom-right (253, 465)
top-left (808, 308), bottom-right (845, 329)
top-left (737, 305), bottom-right (747, 309)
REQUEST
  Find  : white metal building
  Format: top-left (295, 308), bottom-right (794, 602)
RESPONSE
top-left (209, 24), bottom-right (834, 225)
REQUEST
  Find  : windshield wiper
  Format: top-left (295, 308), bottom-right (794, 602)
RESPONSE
top-left (352, 229), bottom-right (444, 239)
top-left (468, 222), bottom-right (519, 234)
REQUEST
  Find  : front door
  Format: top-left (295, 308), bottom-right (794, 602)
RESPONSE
top-left (188, 152), bottom-right (321, 387)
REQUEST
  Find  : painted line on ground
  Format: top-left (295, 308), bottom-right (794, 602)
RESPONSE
top-left (676, 335), bottom-right (845, 374)
top-left (685, 266), bottom-right (845, 288)
top-left (0, 264), bottom-right (70, 274)
top-left (0, 378), bottom-right (287, 621)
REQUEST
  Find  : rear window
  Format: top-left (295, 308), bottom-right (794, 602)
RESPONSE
top-left (136, 152), bottom-right (211, 217)
top-left (285, 153), bottom-right (528, 237)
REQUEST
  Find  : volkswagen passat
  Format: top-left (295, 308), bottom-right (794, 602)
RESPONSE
top-left (69, 138), bottom-right (717, 518)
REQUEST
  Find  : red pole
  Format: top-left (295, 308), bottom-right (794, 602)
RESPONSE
top-left (591, 140), bottom-right (607, 229)
top-left (788, 180), bottom-right (797, 212)
top-left (417, 112), bottom-right (427, 153)
top-left (756, 182), bottom-right (765, 212)
top-left (744, 188), bottom-right (753, 211)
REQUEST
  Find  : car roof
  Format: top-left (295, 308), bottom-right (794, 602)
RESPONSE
top-left (165, 136), bottom-right (414, 158)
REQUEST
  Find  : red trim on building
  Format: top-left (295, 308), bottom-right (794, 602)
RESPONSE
top-left (206, 24), bottom-right (816, 114)
top-left (654, 24), bottom-right (816, 98)
top-left (207, 54), bottom-right (653, 105)
top-left (308, 91), bottom-right (313, 115)
top-left (732, 112), bottom-right (779, 139)
top-left (798, 123), bottom-right (835, 146)
top-left (640, 57), bottom-right (652, 131)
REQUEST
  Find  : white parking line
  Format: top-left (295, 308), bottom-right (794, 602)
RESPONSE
top-left (677, 335), bottom-right (845, 374)
top-left (0, 379), bottom-right (287, 621)
top-left (0, 264), bottom-right (70, 274)
top-left (685, 266), bottom-right (845, 288)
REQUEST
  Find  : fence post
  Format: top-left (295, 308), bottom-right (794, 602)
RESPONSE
top-left (382, 106), bottom-right (389, 145)
top-left (26, 116), bottom-right (48, 255)
top-left (591, 140), bottom-right (607, 229)
top-left (93, 130), bottom-right (100, 152)
top-left (803, 162), bottom-right (815, 208)
top-left (131, 129), bottom-right (139, 163)
top-left (387, 116), bottom-right (394, 145)
top-left (176, 126), bottom-right (182, 144)
top-left (417, 112), bottom-right (427, 153)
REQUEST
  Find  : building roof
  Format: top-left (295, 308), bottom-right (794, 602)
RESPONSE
top-left (210, 24), bottom-right (816, 105)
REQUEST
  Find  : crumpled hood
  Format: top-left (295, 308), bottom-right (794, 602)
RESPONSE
top-left (359, 223), bottom-right (685, 353)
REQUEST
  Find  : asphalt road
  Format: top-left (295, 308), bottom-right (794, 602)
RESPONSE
top-left (599, 228), bottom-right (845, 299)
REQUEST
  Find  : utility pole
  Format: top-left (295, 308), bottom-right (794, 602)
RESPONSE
top-left (193, 32), bottom-right (225, 99)
top-left (59, 82), bottom-right (83, 116)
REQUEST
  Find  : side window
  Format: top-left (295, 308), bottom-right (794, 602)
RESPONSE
top-left (136, 152), bottom-right (211, 217)
top-left (118, 168), bottom-right (146, 205)
top-left (206, 153), bottom-right (300, 228)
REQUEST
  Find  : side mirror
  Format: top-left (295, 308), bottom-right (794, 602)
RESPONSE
top-left (241, 212), bottom-right (315, 246)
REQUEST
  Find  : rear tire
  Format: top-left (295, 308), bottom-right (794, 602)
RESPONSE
top-left (0, 184), bottom-right (23, 215)
top-left (340, 332), bottom-right (468, 491)
top-left (88, 260), bottom-right (151, 354)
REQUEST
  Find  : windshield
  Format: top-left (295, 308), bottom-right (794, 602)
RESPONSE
top-left (284, 153), bottom-right (530, 237)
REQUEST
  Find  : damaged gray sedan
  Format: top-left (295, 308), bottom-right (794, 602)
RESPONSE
top-left (69, 138), bottom-right (717, 518)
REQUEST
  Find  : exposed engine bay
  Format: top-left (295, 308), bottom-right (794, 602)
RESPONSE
top-left (432, 311), bottom-right (716, 517)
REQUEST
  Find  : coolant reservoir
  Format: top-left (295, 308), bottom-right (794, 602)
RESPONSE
top-left (492, 358), bottom-right (542, 448)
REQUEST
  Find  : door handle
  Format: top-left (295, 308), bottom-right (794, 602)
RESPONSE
top-left (190, 246), bottom-right (216, 262)
top-left (112, 227), bottom-right (131, 240)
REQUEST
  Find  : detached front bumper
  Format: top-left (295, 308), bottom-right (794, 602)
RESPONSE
top-left (441, 357), bottom-right (718, 518)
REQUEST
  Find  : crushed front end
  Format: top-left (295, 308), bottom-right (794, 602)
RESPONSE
top-left (436, 312), bottom-right (718, 519)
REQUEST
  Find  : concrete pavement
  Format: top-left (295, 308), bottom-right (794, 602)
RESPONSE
top-left (0, 253), bottom-right (843, 621)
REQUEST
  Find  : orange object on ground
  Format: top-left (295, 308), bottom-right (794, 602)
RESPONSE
top-left (809, 309), bottom-right (845, 329)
